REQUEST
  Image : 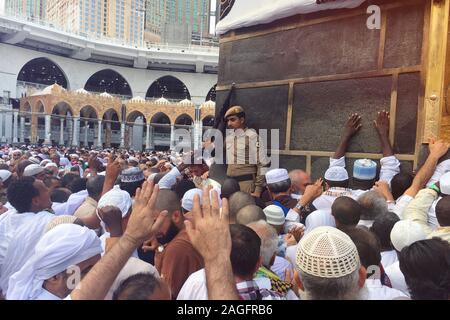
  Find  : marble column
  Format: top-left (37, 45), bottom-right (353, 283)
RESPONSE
top-left (145, 123), bottom-right (151, 150)
top-left (20, 116), bottom-right (25, 143)
top-left (12, 111), bottom-right (19, 144)
top-left (59, 118), bottom-right (64, 145)
top-left (72, 117), bottom-right (79, 146)
top-left (83, 121), bottom-right (89, 147)
top-left (43, 114), bottom-right (51, 145)
top-left (97, 120), bottom-right (102, 149)
top-left (120, 123), bottom-right (125, 148)
top-left (169, 125), bottom-right (175, 150)
top-left (106, 122), bottom-right (112, 147)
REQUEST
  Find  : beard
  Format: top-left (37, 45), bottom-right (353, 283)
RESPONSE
top-left (157, 221), bottom-right (179, 245)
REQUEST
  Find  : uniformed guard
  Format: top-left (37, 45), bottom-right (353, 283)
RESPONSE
top-left (224, 106), bottom-right (269, 197)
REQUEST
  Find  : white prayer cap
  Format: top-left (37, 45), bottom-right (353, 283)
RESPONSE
top-left (296, 226), bottom-right (359, 278)
top-left (6, 224), bottom-right (101, 300)
top-left (265, 168), bottom-right (289, 184)
top-left (128, 156), bottom-right (139, 163)
top-left (181, 188), bottom-right (202, 211)
top-left (304, 209), bottom-right (336, 235)
top-left (182, 188), bottom-right (203, 212)
top-left (23, 164), bottom-right (45, 177)
top-left (324, 167), bottom-right (349, 182)
top-left (45, 162), bottom-right (58, 169)
top-left (0, 170), bottom-right (12, 183)
top-left (181, 187), bottom-right (221, 212)
top-left (263, 205), bottom-right (285, 226)
top-left (97, 188), bottom-right (132, 218)
top-left (390, 220), bottom-right (426, 252)
top-left (439, 172), bottom-right (450, 195)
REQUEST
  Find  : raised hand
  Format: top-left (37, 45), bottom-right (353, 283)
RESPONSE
top-left (97, 206), bottom-right (123, 237)
top-left (373, 181), bottom-right (394, 202)
top-left (373, 110), bottom-right (390, 137)
top-left (289, 224), bottom-right (305, 243)
top-left (185, 187), bottom-right (231, 263)
top-left (428, 138), bottom-right (450, 160)
top-left (284, 233), bottom-right (297, 247)
top-left (142, 237), bottom-right (160, 253)
top-left (343, 113), bottom-right (362, 139)
top-left (124, 181), bottom-right (167, 246)
top-left (105, 154), bottom-right (121, 180)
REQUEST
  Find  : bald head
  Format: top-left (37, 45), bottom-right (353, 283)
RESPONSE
top-left (236, 205), bottom-right (266, 225)
top-left (155, 190), bottom-right (181, 215)
top-left (435, 196), bottom-right (450, 227)
top-left (289, 169), bottom-right (311, 195)
top-left (229, 191), bottom-right (255, 223)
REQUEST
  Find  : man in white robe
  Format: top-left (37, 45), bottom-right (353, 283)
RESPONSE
top-left (7, 224), bottom-right (102, 300)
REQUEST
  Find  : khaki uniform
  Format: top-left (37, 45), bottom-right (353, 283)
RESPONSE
top-left (225, 127), bottom-right (270, 194)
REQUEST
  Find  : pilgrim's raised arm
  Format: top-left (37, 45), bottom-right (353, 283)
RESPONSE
top-left (70, 182), bottom-right (167, 300)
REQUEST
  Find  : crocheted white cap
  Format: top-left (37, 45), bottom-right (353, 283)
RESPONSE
top-left (296, 226), bottom-right (360, 278)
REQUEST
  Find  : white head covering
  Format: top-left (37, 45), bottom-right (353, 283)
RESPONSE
top-left (181, 187), bottom-right (222, 212)
top-left (45, 162), bottom-right (58, 169)
top-left (7, 224), bottom-right (101, 300)
top-left (263, 205), bottom-right (285, 226)
top-left (390, 220), bottom-right (426, 252)
top-left (296, 226), bottom-right (359, 278)
top-left (304, 209), bottom-right (336, 235)
top-left (97, 188), bottom-right (132, 218)
top-left (439, 172), bottom-right (450, 195)
top-left (182, 188), bottom-right (203, 211)
top-left (23, 164), bottom-right (45, 177)
top-left (265, 168), bottom-right (289, 184)
top-left (0, 169), bottom-right (12, 183)
top-left (40, 159), bottom-right (52, 167)
top-left (324, 167), bottom-right (349, 181)
top-left (0, 211), bottom-right (54, 294)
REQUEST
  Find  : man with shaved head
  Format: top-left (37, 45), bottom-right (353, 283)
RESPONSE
top-left (154, 189), bottom-right (203, 299)
top-left (289, 169), bottom-right (311, 199)
top-left (229, 191), bottom-right (256, 224)
top-left (236, 205), bottom-right (266, 225)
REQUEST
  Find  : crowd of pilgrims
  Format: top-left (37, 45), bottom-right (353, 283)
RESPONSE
top-left (0, 111), bottom-right (449, 300)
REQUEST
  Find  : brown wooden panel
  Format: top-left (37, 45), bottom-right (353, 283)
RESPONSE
top-left (311, 157), bottom-right (332, 181)
top-left (279, 155), bottom-right (307, 172)
top-left (218, 14), bottom-right (380, 85)
top-left (384, 3), bottom-right (425, 68)
top-left (394, 73), bottom-right (421, 154)
top-left (291, 77), bottom-right (392, 153)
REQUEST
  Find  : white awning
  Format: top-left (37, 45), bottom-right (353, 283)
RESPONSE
top-left (216, 0), bottom-right (367, 35)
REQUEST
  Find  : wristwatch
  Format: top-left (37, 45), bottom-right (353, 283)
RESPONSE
top-left (295, 203), bottom-right (304, 211)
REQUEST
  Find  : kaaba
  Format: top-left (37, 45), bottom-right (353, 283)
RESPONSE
top-left (213, 0), bottom-right (450, 182)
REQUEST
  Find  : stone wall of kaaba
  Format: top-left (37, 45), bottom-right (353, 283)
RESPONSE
top-left (213, 0), bottom-right (428, 182)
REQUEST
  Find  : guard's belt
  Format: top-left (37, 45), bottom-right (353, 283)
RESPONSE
top-left (227, 174), bottom-right (255, 182)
